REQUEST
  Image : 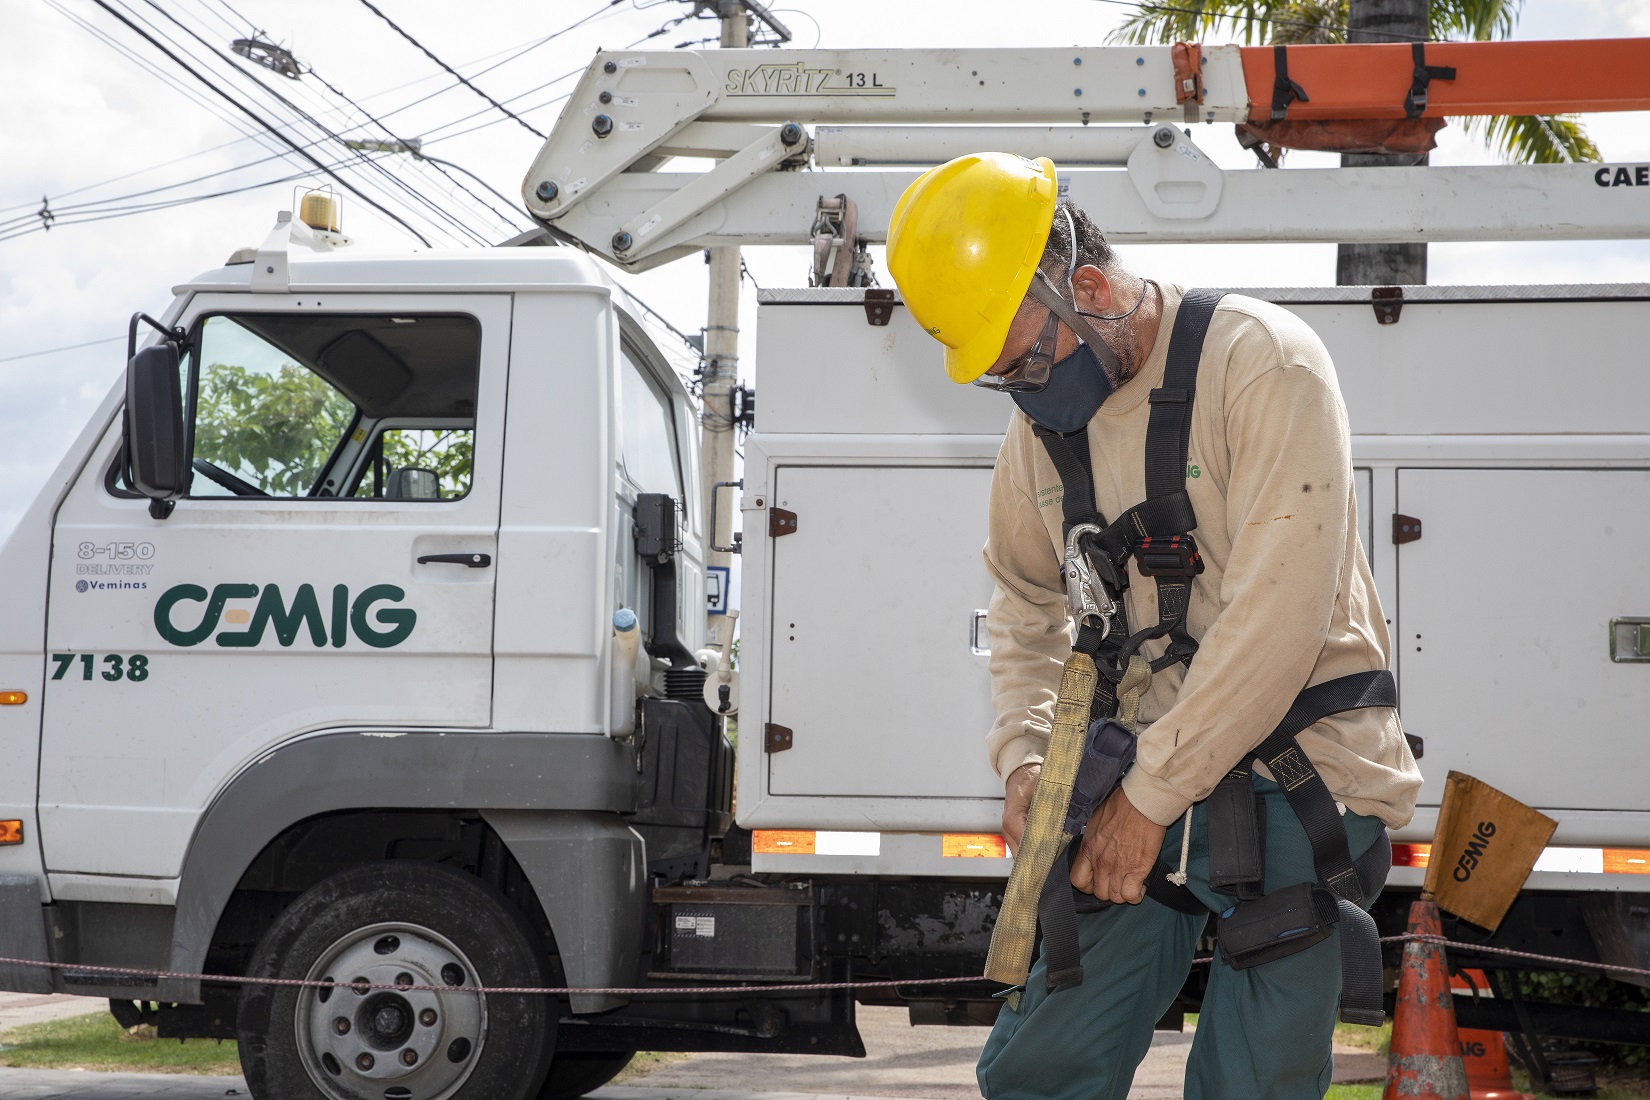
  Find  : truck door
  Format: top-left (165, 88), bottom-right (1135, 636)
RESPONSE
top-left (1396, 467), bottom-right (1650, 814)
top-left (38, 294), bottom-right (508, 881)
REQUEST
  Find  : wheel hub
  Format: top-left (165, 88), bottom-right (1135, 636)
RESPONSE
top-left (296, 923), bottom-right (487, 1100)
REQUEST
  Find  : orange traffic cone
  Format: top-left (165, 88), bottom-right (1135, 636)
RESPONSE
top-left (1449, 969), bottom-right (1533, 1100)
top-left (1384, 898), bottom-right (1470, 1100)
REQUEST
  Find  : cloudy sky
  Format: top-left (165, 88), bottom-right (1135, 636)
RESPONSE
top-left (3, 0), bottom-right (1648, 540)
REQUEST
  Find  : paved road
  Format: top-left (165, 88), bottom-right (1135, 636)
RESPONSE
top-left (0, 995), bottom-right (106, 1033)
top-left (0, 1001), bottom-right (1385, 1099)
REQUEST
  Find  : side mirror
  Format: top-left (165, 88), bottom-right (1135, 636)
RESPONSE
top-left (124, 323), bottom-right (188, 518)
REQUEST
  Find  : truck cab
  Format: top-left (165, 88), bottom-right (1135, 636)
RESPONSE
top-left (0, 214), bottom-right (734, 1100)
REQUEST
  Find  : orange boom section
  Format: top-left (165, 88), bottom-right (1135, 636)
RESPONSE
top-left (1239, 38), bottom-right (1650, 121)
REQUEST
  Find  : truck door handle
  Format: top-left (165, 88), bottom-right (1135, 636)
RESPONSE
top-left (417, 553), bottom-right (492, 568)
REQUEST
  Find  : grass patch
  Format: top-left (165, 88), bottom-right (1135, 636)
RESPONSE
top-left (0, 1012), bottom-right (239, 1075)
top-left (1334, 1018), bottom-right (1392, 1055)
top-left (1325, 1085), bottom-right (1382, 1100)
top-left (612, 1050), bottom-right (694, 1084)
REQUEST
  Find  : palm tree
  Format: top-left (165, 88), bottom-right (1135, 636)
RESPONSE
top-left (1110, 0), bottom-right (1600, 283)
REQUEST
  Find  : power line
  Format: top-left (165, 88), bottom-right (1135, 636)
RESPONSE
top-left (767, 8), bottom-right (821, 48)
top-left (37, 0), bottom-right (288, 169)
top-left (410, 152), bottom-right (525, 224)
top-left (0, 336), bottom-right (123, 364)
top-left (124, 0), bottom-right (498, 247)
top-left (83, 0), bottom-right (434, 246)
top-left (415, 66), bottom-right (586, 145)
top-left (352, 0), bottom-right (577, 139)
top-left (304, 66), bottom-right (527, 234)
top-left (127, 0), bottom-right (486, 246)
top-left (12, 1), bottom-right (345, 217)
top-left (22, 2), bottom-right (510, 247)
top-left (11, 3), bottom-right (630, 225)
top-left (368, 0), bottom-right (621, 129)
top-left (0, 155), bottom-right (395, 243)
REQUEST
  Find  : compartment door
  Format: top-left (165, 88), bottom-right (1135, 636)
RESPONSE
top-left (1396, 468), bottom-right (1650, 811)
top-left (767, 465), bottom-right (1001, 799)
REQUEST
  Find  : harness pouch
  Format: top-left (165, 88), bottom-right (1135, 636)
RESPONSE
top-left (1216, 881), bottom-right (1339, 970)
top-left (1063, 718), bottom-right (1137, 835)
top-left (1206, 767), bottom-right (1266, 899)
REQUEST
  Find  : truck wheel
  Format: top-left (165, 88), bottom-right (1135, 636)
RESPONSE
top-left (537, 1051), bottom-right (637, 1100)
top-left (237, 861), bottom-right (554, 1100)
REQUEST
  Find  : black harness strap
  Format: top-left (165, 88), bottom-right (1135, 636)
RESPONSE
top-left (1404, 42), bottom-right (1457, 119)
top-left (1033, 425), bottom-right (1131, 713)
top-left (1252, 670), bottom-right (1399, 902)
top-left (1270, 44), bottom-right (1311, 121)
top-left (1113, 288), bottom-right (1223, 672)
top-left (1036, 426), bottom-right (1104, 535)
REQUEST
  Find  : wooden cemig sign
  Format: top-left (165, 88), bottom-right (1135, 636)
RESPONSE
top-left (1425, 771), bottom-right (1557, 932)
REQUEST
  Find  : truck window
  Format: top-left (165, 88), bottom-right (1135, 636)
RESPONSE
top-left (190, 316), bottom-right (357, 497)
top-left (352, 427), bottom-right (473, 500)
top-left (170, 312), bottom-right (480, 500)
top-left (619, 345), bottom-right (684, 499)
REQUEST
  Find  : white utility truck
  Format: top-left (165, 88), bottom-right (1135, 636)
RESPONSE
top-left (2, 40), bottom-right (1649, 1100)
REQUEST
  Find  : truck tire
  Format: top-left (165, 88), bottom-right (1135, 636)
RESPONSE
top-left (237, 861), bottom-right (555, 1100)
top-left (537, 1051), bottom-right (637, 1100)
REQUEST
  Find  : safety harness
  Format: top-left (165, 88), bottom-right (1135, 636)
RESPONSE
top-left (983, 289), bottom-right (1392, 1026)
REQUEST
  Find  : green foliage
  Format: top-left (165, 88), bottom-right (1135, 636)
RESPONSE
top-left (1334, 1017), bottom-right (1392, 1055)
top-left (1106, 0), bottom-right (1597, 165)
top-left (0, 1012), bottom-right (239, 1075)
top-left (1110, 0), bottom-right (1346, 46)
top-left (358, 429), bottom-right (474, 499)
top-left (1517, 971), bottom-right (1650, 1070)
top-left (194, 361), bottom-right (355, 496)
top-left (1461, 113), bottom-right (1602, 165)
top-left (1324, 1086), bottom-right (1383, 1100)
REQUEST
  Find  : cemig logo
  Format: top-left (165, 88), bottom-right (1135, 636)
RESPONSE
top-left (154, 583), bottom-right (416, 649)
top-left (1452, 820), bottom-right (1497, 883)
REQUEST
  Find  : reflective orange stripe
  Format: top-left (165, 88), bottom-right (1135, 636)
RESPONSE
top-left (943, 834), bottom-right (1009, 859)
top-left (1603, 848), bottom-right (1650, 875)
top-left (1396, 842), bottom-right (1650, 875)
top-left (752, 830), bottom-right (815, 855)
top-left (1392, 842), bottom-right (1432, 869)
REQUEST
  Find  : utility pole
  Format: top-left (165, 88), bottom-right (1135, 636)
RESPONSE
top-left (701, 0), bottom-right (749, 645)
top-left (1336, 0), bottom-right (1431, 286)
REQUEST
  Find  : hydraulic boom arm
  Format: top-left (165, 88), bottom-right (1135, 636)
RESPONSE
top-left (521, 40), bottom-right (1650, 269)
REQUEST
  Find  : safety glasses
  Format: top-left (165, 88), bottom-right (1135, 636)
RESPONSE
top-left (972, 304), bottom-right (1061, 393)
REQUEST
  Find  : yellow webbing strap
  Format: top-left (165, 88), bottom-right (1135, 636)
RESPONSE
top-left (985, 655), bottom-right (1152, 990)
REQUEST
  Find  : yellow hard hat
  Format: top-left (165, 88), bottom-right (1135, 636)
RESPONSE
top-left (886, 152), bottom-right (1059, 384)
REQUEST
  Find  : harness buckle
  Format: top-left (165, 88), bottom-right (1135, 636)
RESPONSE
top-left (1063, 523), bottom-right (1117, 638)
top-left (1135, 534), bottom-right (1205, 579)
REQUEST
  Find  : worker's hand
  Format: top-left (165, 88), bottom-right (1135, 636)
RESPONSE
top-left (1070, 787), bottom-right (1167, 905)
top-left (1001, 762), bottom-right (1041, 854)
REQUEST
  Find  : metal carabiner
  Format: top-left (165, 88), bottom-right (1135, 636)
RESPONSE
top-left (1062, 522), bottom-right (1116, 639)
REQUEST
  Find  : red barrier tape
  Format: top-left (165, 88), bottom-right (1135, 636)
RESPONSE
top-left (0, 934), bottom-right (1644, 997)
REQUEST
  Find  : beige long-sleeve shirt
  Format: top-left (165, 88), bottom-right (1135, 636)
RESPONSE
top-left (984, 283), bottom-right (1422, 830)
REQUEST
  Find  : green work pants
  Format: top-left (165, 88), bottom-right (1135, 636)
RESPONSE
top-left (976, 775), bottom-right (1385, 1100)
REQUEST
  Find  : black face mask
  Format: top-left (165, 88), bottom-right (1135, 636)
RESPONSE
top-left (1011, 341), bottom-right (1115, 434)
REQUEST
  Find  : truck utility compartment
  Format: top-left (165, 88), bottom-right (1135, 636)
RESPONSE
top-left (738, 285), bottom-right (1650, 883)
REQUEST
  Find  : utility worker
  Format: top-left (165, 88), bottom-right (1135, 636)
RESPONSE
top-left (886, 152), bottom-right (1422, 1100)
